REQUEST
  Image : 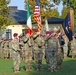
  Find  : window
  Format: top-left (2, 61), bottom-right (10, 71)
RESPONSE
top-left (6, 29), bottom-right (12, 39)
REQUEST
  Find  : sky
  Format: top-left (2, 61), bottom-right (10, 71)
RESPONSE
top-left (9, 0), bottom-right (63, 15)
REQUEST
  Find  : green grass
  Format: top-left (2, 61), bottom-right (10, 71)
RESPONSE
top-left (0, 58), bottom-right (76, 75)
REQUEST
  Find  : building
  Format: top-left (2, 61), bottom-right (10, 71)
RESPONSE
top-left (0, 6), bottom-right (64, 39)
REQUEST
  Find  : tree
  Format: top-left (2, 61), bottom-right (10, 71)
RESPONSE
top-left (63, 0), bottom-right (76, 26)
top-left (60, 7), bottom-right (69, 19)
top-left (24, 0), bottom-right (60, 23)
top-left (0, 0), bottom-right (13, 31)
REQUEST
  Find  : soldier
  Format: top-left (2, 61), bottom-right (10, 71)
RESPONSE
top-left (33, 31), bottom-right (43, 70)
top-left (23, 33), bottom-right (33, 72)
top-left (55, 33), bottom-right (64, 69)
top-left (12, 33), bottom-right (21, 73)
top-left (57, 31), bottom-right (65, 57)
top-left (45, 31), bottom-right (58, 72)
top-left (19, 36), bottom-right (25, 60)
top-left (56, 31), bottom-right (65, 68)
top-left (4, 39), bottom-right (9, 59)
top-left (9, 38), bottom-right (13, 59)
top-left (0, 38), bottom-right (2, 58)
top-left (40, 34), bottom-right (45, 60)
top-left (19, 36), bottom-right (24, 59)
top-left (62, 34), bottom-right (69, 58)
top-left (71, 35), bottom-right (76, 58)
top-left (1, 38), bottom-right (5, 59)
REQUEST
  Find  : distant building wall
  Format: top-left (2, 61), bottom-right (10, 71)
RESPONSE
top-left (0, 23), bottom-right (64, 39)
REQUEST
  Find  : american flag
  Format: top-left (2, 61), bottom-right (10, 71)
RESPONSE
top-left (34, 0), bottom-right (42, 32)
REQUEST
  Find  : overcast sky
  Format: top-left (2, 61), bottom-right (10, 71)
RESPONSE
top-left (9, 0), bottom-right (63, 15)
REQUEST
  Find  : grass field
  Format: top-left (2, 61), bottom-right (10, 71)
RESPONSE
top-left (0, 58), bottom-right (76, 75)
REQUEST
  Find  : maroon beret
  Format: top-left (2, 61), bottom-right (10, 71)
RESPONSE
top-left (13, 33), bottom-right (18, 37)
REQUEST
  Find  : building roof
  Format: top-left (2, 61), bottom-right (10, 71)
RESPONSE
top-left (9, 7), bottom-right (64, 24)
top-left (10, 10), bottom-right (27, 24)
top-left (48, 17), bottom-right (64, 24)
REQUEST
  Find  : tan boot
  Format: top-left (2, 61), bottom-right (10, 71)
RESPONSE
top-left (26, 68), bottom-right (29, 72)
top-left (14, 70), bottom-right (20, 73)
top-left (29, 68), bottom-right (32, 72)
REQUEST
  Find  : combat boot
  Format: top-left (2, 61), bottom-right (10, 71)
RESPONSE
top-left (51, 69), bottom-right (57, 72)
top-left (26, 68), bottom-right (29, 72)
top-left (14, 70), bottom-right (20, 73)
top-left (28, 68), bottom-right (32, 72)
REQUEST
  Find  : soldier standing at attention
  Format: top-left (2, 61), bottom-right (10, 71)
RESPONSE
top-left (0, 38), bottom-right (2, 58)
top-left (62, 34), bottom-right (69, 58)
top-left (71, 35), bottom-right (76, 58)
top-left (33, 31), bottom-right (43, 70)
top-left (23, 33), bottom-right (33, 72)
top-left (8, 38), bottom-right (13, 59)
top-left (55, 33), bottom-right (64, 69)
top-left (4, 39), bottom-right (9, 59)
top-left (12, 33), bottom-right (21, 73)
top-left (45, 31), bottom-right (58, 72)
top-left (0, 38), bottom-right (5, 59)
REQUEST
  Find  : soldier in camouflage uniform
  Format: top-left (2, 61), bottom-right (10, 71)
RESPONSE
top-left (33, 31), bottom-right (43, 70)
top-left (21, 37), bottom-right (25, 60)
top-left (0, 38), bottom-right (2, 58)
top-left (1, 39), bottom-right (5, 59)
top-left (4, 39), bottom-right (9, 59)
top-left (63, 34), bottom-right (69, 58)
top-left (55, 33), bottom-right (64, 69)
top-left (40, 34), bottom-right (45, 60)
top-left (23, 33), bottom-right (33, 72)
top-left (71, 35), bottom-right (76, 58)
top-left (12, 33), bottom-right (21, 73)
top-left (45, 31), bottom-right (58, 72)
top-left (8, 38), bottom-right (13, 59)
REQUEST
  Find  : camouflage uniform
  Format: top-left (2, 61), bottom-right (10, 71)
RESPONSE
top-left (40, 35), bottom-right (45, 60)
top-left (63, 36), bottom-right (69, 58)
top-left (1, 40), bottom-right (5, 59)
top-left (57, 38), bottom-right (63, 68)
top-left (4, 40), bottom-right (9, 59)
top-left (8, 39), bottom-right (13, 59)
top-left (0, 39), bottom-right (2, 58)
top-left (33, 34), bottom-right (43, 70)
top-left (12, 33), bottom-right (21, 73)
top-left (71, 37), bottom-right (76, 58)
top-left (20, 36), bottom-right (25, 60)
top-left (23, 34), bottom-right (33, 72)
top-left (45, 35), bottom-right (58, 72)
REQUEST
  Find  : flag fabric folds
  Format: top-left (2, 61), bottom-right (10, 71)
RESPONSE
top-left (62, 11), bottom-right (73, 42)
top-left (34, 0), bottom-right (42, 32)
top-left (26, 1), bottom-right (32, 36)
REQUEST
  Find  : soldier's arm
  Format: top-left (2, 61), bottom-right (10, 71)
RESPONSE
top-left (33, 34), bottom-right (39, 40)
top-left (23, 37), bottom-right (29, 44)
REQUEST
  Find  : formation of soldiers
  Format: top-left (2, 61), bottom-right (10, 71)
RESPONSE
top-left (0, 29), bottom-right (76, 73)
